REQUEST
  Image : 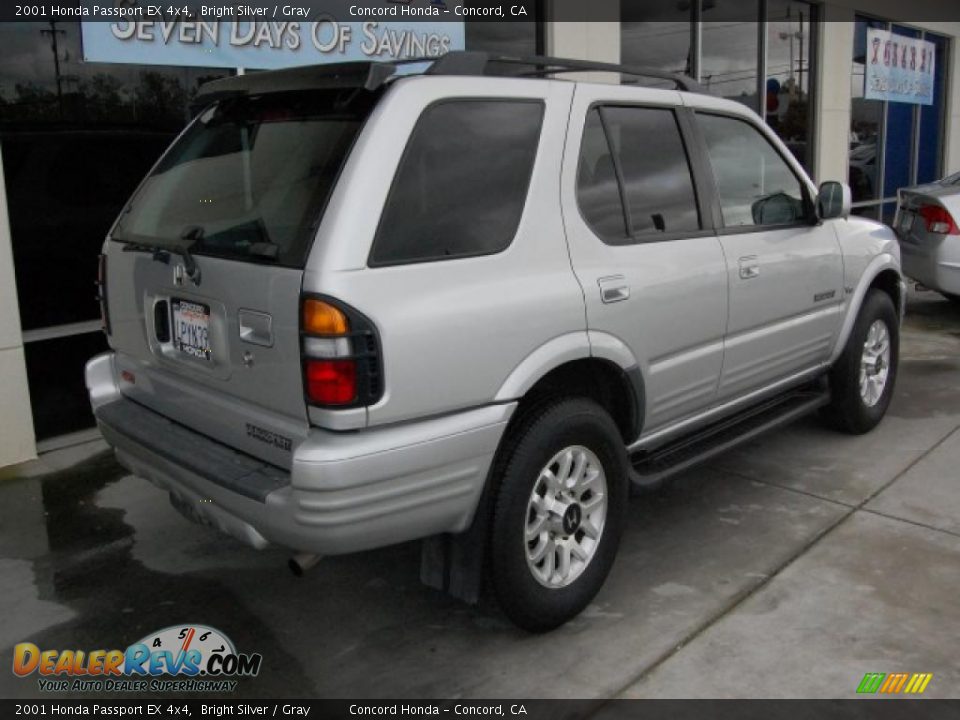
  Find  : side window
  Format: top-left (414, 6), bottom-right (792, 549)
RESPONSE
top-left (577, 109), bottom-right (628, 239)
top-left (697, 113), bottom-right (810, 228)
top-left (370, 100), bottom-right (544, 266)
top-left (577, 105), bottom-right (701, 243)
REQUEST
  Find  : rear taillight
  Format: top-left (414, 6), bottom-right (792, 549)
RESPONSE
top-left (97, 253), bottom-right (111, 335)
top-left (918, 204), bottom-right (960, 235)
top-left (305, 359), bottom-right (357, 405)
top-left (300, 296), bottom-right (382, 409)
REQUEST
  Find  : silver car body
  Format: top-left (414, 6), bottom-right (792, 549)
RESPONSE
top-left (895, 174), bottom-right (960, 296)
top-left (86, 70), bottom-right (904, 557)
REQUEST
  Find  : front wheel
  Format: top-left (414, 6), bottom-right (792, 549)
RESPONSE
top-left (490, 398), bottom-right (628, 632)
top-left (822, 289), bottom-right (899, 434)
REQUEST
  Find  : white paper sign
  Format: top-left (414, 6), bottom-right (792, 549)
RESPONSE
top-left (864, 28), bottom-right (936, 105)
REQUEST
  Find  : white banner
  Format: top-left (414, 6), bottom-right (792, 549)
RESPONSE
top-left (864, 28), bottom-right (936, 105)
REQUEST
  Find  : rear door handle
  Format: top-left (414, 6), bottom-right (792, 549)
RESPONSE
top-left (598, 276), bottom-right (630, 304)
top-left (238, 309), bottom-right (273, 347)
top-left (738, 256), bottom-right (760, 280)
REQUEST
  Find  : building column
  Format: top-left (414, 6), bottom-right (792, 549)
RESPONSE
top-left (813, 5), bottom-right (856, 184)
top-left (544, 0), bottom-right (620, 81)
top-left (943, 29), bottom-right (960, 175)
top-left (0, 142), bottom-right (37, 468)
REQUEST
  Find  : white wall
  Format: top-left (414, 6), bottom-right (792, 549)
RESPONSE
top-left (0, 142), bottom-right (36, 468)
top-left (545, 0), bottom-right (620, 82)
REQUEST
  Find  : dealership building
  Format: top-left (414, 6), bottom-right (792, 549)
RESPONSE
top-left (1, 0), bottom-right (958, 469)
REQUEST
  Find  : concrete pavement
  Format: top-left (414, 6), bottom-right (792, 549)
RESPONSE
top-left (0, 288), bottom-right (958, 700)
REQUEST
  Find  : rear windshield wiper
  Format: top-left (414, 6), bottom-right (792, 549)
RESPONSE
top-left (121, 233), bottom-right (201, 284)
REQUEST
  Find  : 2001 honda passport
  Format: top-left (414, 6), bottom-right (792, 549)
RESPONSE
top-left (87, 53), bottom-right (905, 631)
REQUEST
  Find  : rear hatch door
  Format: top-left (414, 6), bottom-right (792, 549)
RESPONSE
top-left (104, 85), bottom-right (379, 468)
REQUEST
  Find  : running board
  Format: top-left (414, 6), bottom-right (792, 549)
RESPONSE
top-left (629, 387), bottom-right (830, 490)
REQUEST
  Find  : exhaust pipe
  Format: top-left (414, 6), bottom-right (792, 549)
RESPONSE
top-left (288, 553), bottom-right (322, 577)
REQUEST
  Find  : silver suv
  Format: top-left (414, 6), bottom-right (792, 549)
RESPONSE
top-left (86, 53), bottom-right (905, 631)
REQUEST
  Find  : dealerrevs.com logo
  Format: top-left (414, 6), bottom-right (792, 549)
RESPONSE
top-left (12, 624), bottom-right (262, 693)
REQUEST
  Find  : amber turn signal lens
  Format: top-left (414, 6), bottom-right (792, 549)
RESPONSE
top-left (303, 299), bottom-right (349, 336)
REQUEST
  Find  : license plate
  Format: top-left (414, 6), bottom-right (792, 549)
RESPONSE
top-left (172, 299), bottom-right (212, 362)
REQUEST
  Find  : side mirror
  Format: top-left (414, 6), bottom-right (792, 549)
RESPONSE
top-left (817, 181), bottom-right (852, 220)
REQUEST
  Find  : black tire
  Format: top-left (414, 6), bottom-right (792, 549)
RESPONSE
top-left (822, 289), bottom-right (899, 434)
top-left (941, 292), bottom-right (960, 306)
top-left (490, 398), bottom-right (628, 632)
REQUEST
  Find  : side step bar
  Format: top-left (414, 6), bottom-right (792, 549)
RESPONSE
top-left (629, 385), bottom-right (830, 490)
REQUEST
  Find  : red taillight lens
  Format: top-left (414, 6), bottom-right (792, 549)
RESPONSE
top-left (918, 204), bottom-right (960, 235)
top-left (304, 359), bottom-right (357, 405)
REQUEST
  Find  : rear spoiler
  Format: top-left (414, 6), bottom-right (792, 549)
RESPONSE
top-left (191, 61), bottom-right (397, 114)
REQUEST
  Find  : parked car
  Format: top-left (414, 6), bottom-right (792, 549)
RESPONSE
top-left (895, 171), bottom-right (960, 303)
top-left (86, 53), bottom-right (905, 631)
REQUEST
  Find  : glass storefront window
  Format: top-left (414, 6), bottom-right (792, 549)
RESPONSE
top-left (701, 2), bottom-right (760, 112)
top-left (767, 0), bottom-right (815, 171)
top-left (849, 17), bottom-right (948, 223)
top-left (917, 33), bottom-right (948, 184)
top-left (621, 0), bottom-right (693, 85)
top-left (620, 0), bottom-right (816, 171)
top-left (0, 21), bottom-right (232, 440)
top-left (465, 20), bottom-right (541, 67)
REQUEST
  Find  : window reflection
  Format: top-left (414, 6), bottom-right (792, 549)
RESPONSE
top-left (621, 0), bottom-right (692, 86)
top-left (465, 21), bottom-right (540, 73)
top-left (767, 0), bottom-right (815, 171)
top-left (0, 23), bottom-right (230, 129)
top-left (620, 1), bottom-right (816, 172)
top-left (0, 21), bottom-right (232, 440)
top-left (849, 18), bottom-right (887, 205)
top-left (701, 1), bottom-right (760, 112)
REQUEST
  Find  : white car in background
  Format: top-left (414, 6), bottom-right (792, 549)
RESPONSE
top-left (896, 172), bottom-right (960, 303)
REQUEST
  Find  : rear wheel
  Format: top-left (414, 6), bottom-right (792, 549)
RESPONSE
top-left (490, 398), bottom-right (628, 632)
top-left (822, 289), bottom-right (899, 434)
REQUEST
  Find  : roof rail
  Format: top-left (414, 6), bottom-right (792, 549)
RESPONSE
top-left (193, 51), bottom-right (705, 106)
top-left (426, 51), bottom-right (706, 93)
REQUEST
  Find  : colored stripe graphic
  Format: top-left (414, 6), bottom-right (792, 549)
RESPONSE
top-left (880, 673), bottom-right (909, 693)
top-left (904, 673), bottom-right (933, 694)
top-left (857, 672), bottom-right (933, 694)
top-left (857, 673), bottom-right (885, 694)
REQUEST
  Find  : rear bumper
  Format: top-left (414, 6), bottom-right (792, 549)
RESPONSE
top-left (85, 352), bottom-right (513, 555)
top-left (900, 235), bottom-right (960, 296)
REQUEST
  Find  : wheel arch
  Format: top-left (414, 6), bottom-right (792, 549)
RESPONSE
top-left (830, 256), bottom-right (904, 365)
top-left (495, 331), bottom-right (644, 445)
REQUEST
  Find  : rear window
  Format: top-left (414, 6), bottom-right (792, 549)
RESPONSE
top-left (112, 89), bottom-right (376, 267)
top-left (369, 99), bottom-right (544, 266)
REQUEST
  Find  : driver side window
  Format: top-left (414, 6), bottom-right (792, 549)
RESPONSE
top-left (697, 113), bottom-right (809, 228)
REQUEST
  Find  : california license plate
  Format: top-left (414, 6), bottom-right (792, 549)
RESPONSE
top-left (172, 299), bottom-right (211, 362)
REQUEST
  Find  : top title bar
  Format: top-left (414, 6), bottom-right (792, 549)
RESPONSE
top-left (5, 0), bottom-right (960, 23)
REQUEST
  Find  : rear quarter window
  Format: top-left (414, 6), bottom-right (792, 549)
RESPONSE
top-left (369, 99), bottom-right (544, 266)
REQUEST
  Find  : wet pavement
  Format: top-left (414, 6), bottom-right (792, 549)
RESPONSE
top-left (1, 288), bottom-right (959, 699)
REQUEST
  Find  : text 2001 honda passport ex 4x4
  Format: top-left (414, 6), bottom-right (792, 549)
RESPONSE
top-left (87, 53), bottom-right (905, 631)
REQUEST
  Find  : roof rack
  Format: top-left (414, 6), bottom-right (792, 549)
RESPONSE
top-left (427, 51), bottom-right (706, 93)
top-left (194, 51), bottom-right (705, 105)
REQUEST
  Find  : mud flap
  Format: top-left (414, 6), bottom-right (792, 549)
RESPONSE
top-left (419, 499), bottom-right (490, 605)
